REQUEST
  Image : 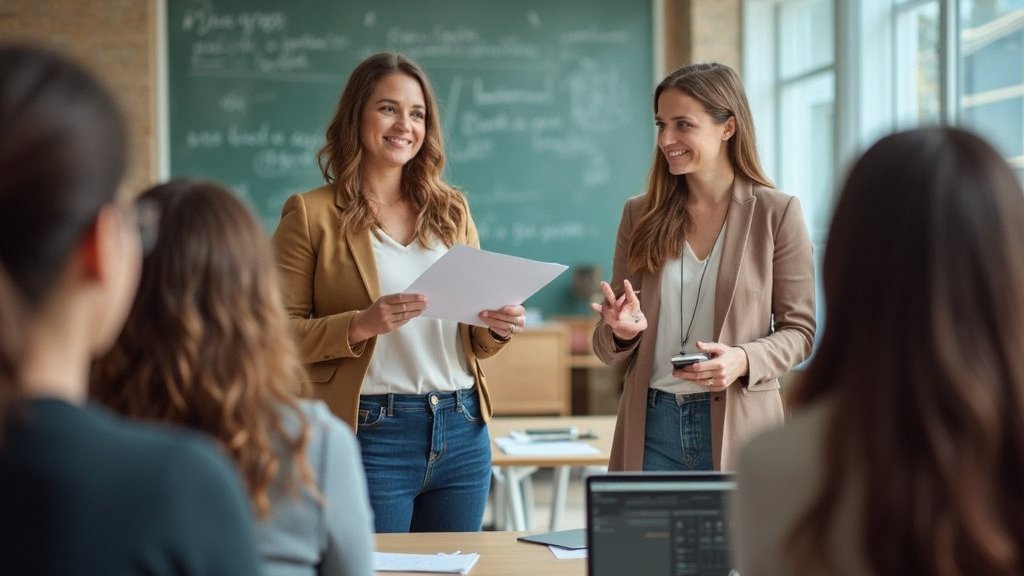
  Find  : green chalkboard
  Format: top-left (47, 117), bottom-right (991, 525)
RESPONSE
top-left (166, 0), bottom-right (654, 315)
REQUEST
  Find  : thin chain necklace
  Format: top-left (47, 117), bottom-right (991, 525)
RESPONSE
top-left (679, 223), bottom-right (726, 351)
top-left (366, 194), bottom-right (404, 208)
top-left (369, 194), bottom-right (413, 245)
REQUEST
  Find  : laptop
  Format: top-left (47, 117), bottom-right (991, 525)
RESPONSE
top-left (586, 472), bottom-right (738, 576)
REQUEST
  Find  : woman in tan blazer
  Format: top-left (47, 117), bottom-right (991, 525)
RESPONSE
top-left (591, 63), bottom-right (815, 471)
top-left (272, 53), bottom-right (522, 533)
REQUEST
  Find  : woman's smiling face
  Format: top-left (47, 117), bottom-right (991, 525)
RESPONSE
top-left (656, 88), bottom-right (735, 177)
top-left (359, 72), bottom-right (427, 172)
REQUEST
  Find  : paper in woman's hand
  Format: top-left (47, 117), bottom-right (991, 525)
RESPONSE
top-left (404, 244), bottom-right (567, 326)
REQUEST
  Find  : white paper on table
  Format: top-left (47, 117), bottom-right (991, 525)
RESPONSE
top-left (494, 437), bottom-right (600, 456)
top-left (404, 244), bottom-right (567, 326)
top-left (549, 546), bottom-right (588, 560)
top-left (373, 551), bottom-right (480, 574)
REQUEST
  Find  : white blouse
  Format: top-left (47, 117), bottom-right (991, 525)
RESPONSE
top-left (649, 226), bottom-right (725, 395)
top-left (360, 230), bottom-right (475, 396)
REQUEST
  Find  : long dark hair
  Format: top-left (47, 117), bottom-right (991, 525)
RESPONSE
top-left (316, 52), bottom-right (467, 247)
top-left (92, 180), bottom-right (315, 518)
top-left (0, 44), bottom-right (126, 433)
top-left (786, 127), bottom-right (1024, 575)
top-left (0, 268), bottom-right (23, 443)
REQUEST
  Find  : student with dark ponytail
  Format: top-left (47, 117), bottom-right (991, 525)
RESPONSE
top-left (0, 44), bottom-right (260, 576)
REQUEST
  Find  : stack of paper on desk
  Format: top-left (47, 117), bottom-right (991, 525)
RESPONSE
top-left (494, 437), bottom-right (600, 456)
top-left (373, 551), bottom-right (480, 574)
top-left (404, 244), bottom-right (567, 326)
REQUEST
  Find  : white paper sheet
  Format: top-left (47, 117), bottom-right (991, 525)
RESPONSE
top-left (494, 437), bottom-right (600, 456)
top-left (373, 551), bottom-right (480, 574)
top-left (549, 546), bottom-right (588, 560)
top-left (404, 244), bottom-right (567, 326)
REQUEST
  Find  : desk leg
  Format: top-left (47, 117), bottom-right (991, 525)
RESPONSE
top-left (501, 466), bottom-right (538, 531)
top-left (505, 467), bottom-right (527, 531)
top-left (550, 465), bottom-right (571, 531)
top-left (490, 467), bottom-right (506, 530)
top-left (521, 473), bottom-right (534, 530)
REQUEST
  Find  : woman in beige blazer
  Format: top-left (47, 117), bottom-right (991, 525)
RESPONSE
top-left (272, 53), bottom-right (522, 533)
top-left (592, 63), bottom-right (815, 471)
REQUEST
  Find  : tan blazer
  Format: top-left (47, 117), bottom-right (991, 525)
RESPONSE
top-left (593, 177), bottom-right (816, 470)
top-left (272, 185), bottom-right (509, 429)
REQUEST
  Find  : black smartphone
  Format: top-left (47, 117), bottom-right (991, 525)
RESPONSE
top-left (671, 352), bottom-right (710, 370)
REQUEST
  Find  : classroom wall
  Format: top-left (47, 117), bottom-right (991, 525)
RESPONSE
top-left (0, 0), bottom-right (157, 193)
top-left (0, 0), bottom-right (741, 190)
top-left (664, 0), bottom-right (742, 71)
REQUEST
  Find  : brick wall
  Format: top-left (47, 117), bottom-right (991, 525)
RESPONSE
top-left (662, 0), bottom-right (742, 75)
top-left (0, 0), bottom-right (157, 191)
top-left (690, 0), bottom-right (742, 70)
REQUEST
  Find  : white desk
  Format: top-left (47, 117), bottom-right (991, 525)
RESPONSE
top-left (488, 415), bottom-right (616, 531)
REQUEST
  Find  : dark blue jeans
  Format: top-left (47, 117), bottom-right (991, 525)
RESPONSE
top-left (356, 388), bottom-right (491, 533)
top-left (642, 389), bottom-right (714, 471)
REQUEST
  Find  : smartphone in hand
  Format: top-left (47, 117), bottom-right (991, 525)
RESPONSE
top-left (671, 352), bottom-right (710, 370)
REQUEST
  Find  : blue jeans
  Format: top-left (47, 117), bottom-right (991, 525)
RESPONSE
top-left (643, 389), bottom-right (714, 471)
top-left (356, 388), bottom-right (491, 533)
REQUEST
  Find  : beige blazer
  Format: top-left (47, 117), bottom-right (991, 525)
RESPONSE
top-left (593, 177), bottom-right (816, 470)
top-left (272, 185), bottom-right (509, 429)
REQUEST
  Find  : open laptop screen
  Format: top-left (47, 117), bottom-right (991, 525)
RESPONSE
top-left (586, 473), bottom-right (738, 576)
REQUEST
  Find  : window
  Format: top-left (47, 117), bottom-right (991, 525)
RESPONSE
top-left (960, 0), bottom-right (1024, 179)
top-left (745, 0), bottom-right (1024, 350)
top-left (894, 1), bottom-right (942, 125)
top-left (744, 0), bottom-right (835, 342)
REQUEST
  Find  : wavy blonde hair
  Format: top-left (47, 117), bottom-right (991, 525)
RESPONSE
top-left (91, 180), bottom-right (313, 518)
top-left (318, 52), bottom-right (468, 246)
top-left (628, 62), bottom-right (772, 273)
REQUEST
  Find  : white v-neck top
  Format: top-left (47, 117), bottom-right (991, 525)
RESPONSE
top-left (650, 225), bottom-right (726, 394)
top-left (360, 229), bottom-right (475, 396)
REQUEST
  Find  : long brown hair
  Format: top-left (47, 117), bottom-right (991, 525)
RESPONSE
top-left (785, 127), bottom-right (1024, 575)
top-left (628, 62), bottom-right (772, 273)
top-left (91, 180), bottom-right (314, 518)
top-left (318, 52), bottom-right (467, 246)
top-left (0, 44), bottom-right (125, 434)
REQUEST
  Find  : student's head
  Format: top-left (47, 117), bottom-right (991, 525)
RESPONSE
top-left (316, 52), bottom-right (466, 246)
top-left (653, 62), bottom-right (770, 187)
top-left (91, 180), bottom-right (312, 517)
top-left (0, 44), bottom-right (131, 305)
top-left (788, 127), bottom-right (1024, 575)
top-left (0, 44), bottom-right (137, 416)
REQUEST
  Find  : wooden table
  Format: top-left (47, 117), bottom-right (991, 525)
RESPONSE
top-left (375, 531), bottom-right (585, 576)
top-left (488, 415), bottom-right (616, 531)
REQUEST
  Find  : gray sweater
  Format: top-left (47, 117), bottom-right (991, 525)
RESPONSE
top-left (255, 400), bottom-right (374, 576)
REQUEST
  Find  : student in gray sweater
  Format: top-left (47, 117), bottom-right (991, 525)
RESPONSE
top-left (92, 179), bottom-right (374, 576)
top-left (0, 45), bottom-right (260, 576)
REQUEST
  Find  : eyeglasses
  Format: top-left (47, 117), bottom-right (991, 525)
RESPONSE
top-left (131, 198), bottom-right (161, 255)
